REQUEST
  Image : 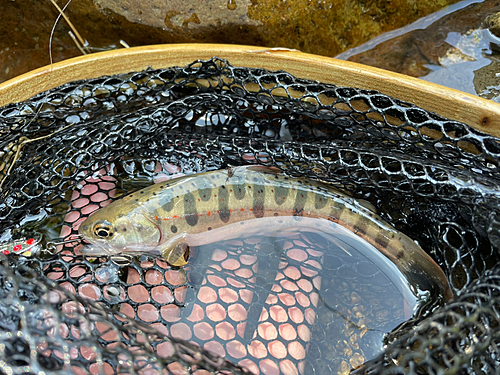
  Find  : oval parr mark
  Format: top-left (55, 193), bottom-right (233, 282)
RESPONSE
top-left (233, 183), bottom-right (246, 200)
top-left (158, 191), bottom-right (175, 213)
top-left (199, 187), bottom-right (212, 201)
top-left (253, 184), bottom-right (265, 218)
top-left (184, 192), bottom-right (198, 226)
top-left (294, 189), bottom-right (307, 215)
top-left (219, 185), bottom-right (230, 223)
top-left (314, 193), bottom-right (328, 210)
top-left (274, 185), bottom-right (289, 206)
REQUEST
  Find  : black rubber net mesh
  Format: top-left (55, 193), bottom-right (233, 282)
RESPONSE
top-left (0, 57), bottom-right (499, 375)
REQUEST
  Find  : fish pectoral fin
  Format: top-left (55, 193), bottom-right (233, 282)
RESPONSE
top-left (138, 210), bottom-right (163, 246)
top-left (161, 234), bottom-right (190, 267)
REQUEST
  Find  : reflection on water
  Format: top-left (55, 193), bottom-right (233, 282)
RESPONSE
top-left (176, 217), bottom-right (446, 374)
top-left (338, 0), bottom-right (500, 102)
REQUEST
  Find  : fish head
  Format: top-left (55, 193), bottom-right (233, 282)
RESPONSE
top-left (79, 209), bottom-right (161, 255)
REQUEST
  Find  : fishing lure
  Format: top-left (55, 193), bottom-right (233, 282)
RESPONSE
top-left (0, 235), bottom-right (42, 257)
top-left (0, 235), bottom-right (82, 257)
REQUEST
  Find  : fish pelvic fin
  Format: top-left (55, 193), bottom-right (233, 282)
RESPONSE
top-left (160, 233), bottom-right (190, 267)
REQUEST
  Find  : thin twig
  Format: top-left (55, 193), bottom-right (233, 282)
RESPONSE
top-left (0, 123), bottom-right (76, 191)
top-left (119, 40), bottom-right (131, 49)
top-left (68, 30), bottom-right (86, 55)
top-left (49, 0), bottom-right (90, 54)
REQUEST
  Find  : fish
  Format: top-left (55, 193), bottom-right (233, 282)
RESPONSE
top-left (78, 165), bottom-right (453, 300)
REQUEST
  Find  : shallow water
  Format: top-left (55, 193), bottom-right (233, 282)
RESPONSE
top-left (170, 224), bottom-right (437, 374)
top-left (337, 0), bottom-right (500, 102)
top-left (5, 166), bottom-right (449, 374)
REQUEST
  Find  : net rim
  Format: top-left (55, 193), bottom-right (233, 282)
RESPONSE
top-left (0, 43), bottom-right (499, 135)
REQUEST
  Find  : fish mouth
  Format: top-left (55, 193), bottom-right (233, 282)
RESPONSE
top-left (79, 239), bottom-right (123, 256)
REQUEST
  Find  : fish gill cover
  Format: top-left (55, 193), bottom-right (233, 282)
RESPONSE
top-left (0, 58), bottom-right (499, 374)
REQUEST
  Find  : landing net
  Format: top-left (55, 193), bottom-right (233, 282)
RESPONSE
top-left (0, 58), bottom-right (499, 375)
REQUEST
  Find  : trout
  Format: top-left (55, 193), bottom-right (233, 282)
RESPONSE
top-left (78, 165), bottom-right (453, 300)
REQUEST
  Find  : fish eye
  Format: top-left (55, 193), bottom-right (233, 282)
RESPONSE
top-left (93, 221), bottom-right (114, 238)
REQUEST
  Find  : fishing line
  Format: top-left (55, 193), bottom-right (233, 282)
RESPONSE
top-left (0, 0), bottom-right (75, 192)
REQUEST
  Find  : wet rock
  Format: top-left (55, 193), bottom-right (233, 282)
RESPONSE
top-left (339, 0), bottom-right (500, 101)
top-left (1, 0), bottom-right (460, 82)
top-left (486, 11), bottom-right (500, 38)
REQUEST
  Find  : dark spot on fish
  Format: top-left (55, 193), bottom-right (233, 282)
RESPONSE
top-left (396, 251), bottom-right (405, 260)
top-left (207, 227), bottom-right (212, 231)
top-left (160, 185), bottom-right (165, 189)
top-left (179, 186), bottom-right (183, 190)
top-left (274, 212), bottom-right (279, 216)
top-left (222, 185), bottom-right (226, 189)
top-left (171, 225), bottom-right (178, 233)
top-left (253, 177), bottom-right (258, 182)
top-left (152, 192), bottom-right (157, 196)
top-left (135, 199), bottom-right (139, 202)
top-left (82, 225), bottom-right (88, 231)
top-left (122, 228), bottom-right (127, 232)
top-left (140, 191), bottom-right (144, 194)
